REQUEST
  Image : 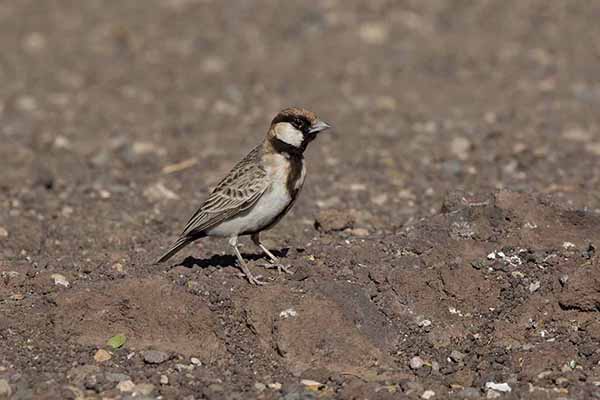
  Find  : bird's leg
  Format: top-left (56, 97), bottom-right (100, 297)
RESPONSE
top-left (251, 233), bottom-right (293, 275)
top-left (229, 236), bottom-right (266, 285)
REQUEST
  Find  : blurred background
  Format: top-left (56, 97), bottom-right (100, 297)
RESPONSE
top-left (2, 0), bottom-right (600, 260)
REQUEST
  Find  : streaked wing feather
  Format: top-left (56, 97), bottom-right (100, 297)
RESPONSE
top-left (180, 146), bottom-right (268, 236)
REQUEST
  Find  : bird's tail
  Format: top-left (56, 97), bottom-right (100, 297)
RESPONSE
top-left (155, 236), bottom-right (193, 264)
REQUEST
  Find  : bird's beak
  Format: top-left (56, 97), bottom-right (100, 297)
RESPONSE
top-left (308, 119), bottom-right (331, 134)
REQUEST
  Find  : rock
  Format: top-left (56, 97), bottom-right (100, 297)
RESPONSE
top-left (268, 382), bottom-right (283, 390)
top-left (0, 227), bottom-right (8, 238)
top-left (486, 390), bottom-right (501, 399)
top-left (455, 387), bottom-right (481, 399)
top-left (117, 380), bottom-right (136, 392)
top-left (485, 382), bottom-right (511, 392)
top-left (300, 379), bottom-right (323, 388)
top-left (279, 308), bottom-right (298, 318)
top-left (105, 373), bottom-right (131, 383)
top-left (143, 182), bottom-right (179, 202)
top-left (529, 281), bottom-right (541, 293)
top-left (51, 273), bottom-right (70, 287)
top-left (175, 363), bottom-right (194, 372)
top-left (160, 375), bottom-right (169, 385)
top-left (142, 350), bottom-right (169, 364)
top-left (135, 383), bottom-right (155, 395)
top-left (358, 22), bottom-right (389, 45)
top-left (422, 389), bottom-right (435, 399)
top-left (346, 227), bottom-right (370, 237)
top-left (449, 350), bottom-right (466, 362)
top-left (190, 357), bottom-right (201, 365)
top-left (94, 349), bottom-right (112, 363)
top-left (450, 137), bottom-right (472, 160)
top-left (0, 379), bottom-right (12, 398)
top-left (315, 209), bottom-right (354, 232)
top-left (254, 382), bottom-right (266, 391)
top-left (67, 364), bottom-right (101, 385)
top-left (409, 356), bottom-right (425, 370)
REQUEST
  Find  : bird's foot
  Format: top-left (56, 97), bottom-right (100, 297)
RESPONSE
top-left (237, 271), bottom-right (267, 285)
top-left (261, 262), bottom-right (293, 275)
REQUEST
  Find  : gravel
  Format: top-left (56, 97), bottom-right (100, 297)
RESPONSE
top-left (142, 350), bottom-right (169, 364)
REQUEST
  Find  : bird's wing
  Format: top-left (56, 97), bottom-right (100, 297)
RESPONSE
top-left (180, 146), bottom-right (269, 237)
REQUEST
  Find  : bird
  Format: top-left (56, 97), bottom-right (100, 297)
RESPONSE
top-left (156, 107), bottom-right (331, 284)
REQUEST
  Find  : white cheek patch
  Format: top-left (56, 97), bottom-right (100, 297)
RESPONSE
top-left (274, 122), bottom-right (304, 148)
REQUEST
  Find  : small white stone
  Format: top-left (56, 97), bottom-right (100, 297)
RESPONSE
top-left (160, 375), bottom-right (169, 385)
top-left (0, 227), bottom-right (8, 238)
top-left (279, 308), bottom-right (297, 318)
top-left (409, 356), bottom-right (424, 370)
top-left (51, 274), bottom-right (70, 287)
top-left (417, 319), bottom-right (432, 328)
top-left (301, 379), bottom-right (323, 388)
top-left (562, 241), bottom-right (576, 249)
top-left (254, 382), bottom-right (266, 391)
top-left (117, 380), bottom-right (136, 392)
top-left (422, 389), bottom-right (435, 399)
top-left (190, 357), bottom-right (201, 365)
top-left (529, 281), bottom-right (541, 293)
top-left (487, 252), bottom-right (496, 260)
top-left (268, 382), bottom-right (282, 390)
top-left (485, 382), bottom-right (511, 392)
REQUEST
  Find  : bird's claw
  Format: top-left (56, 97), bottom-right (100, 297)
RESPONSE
top-left (237, 272), bottom-right (267, 285)
top-left (261, 262), bottom-right (293, 275)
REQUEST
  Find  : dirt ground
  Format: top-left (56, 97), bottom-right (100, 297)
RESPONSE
top-left (2, 1), bottom-right (600, 399)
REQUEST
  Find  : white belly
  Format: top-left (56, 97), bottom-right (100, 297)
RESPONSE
top-left (207, 173), bottom-right (293, 237)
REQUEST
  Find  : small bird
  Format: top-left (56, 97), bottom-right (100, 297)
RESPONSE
top-left (156, 107), bottom-right (331, 284)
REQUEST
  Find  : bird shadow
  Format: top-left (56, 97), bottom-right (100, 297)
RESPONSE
top-left (177, 248), bottom-right (289, 270)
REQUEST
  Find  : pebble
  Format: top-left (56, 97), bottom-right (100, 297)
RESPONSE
top-left (94, 349), bottom-right (112, 362)
top-left (421, 389), bottom-right (435, 399)
top-left (409, 356), bottom-right (425, 370)
top-left (559, 274), bottom-right (569, 286)
top-left (449, 350), bottom-right (466, 362)
top-left (190, 357), bottom-right (201, 366)
top-left (117, 380), bottom-right (136, 392)
top-left (417, 318), bottom-right (432, 328)
top-left (279, 308), bottom-right (297, 318)
top-left (268, 382), bottom-right (283, 390)
top-left (0, 227), bottom-right (8, 238)
top-left (486, 390), bottom-right (501, 399)
top-left (347, 227), bottom-right (370, 237)
top-left (455, 387), bottom-right (481, 399)
top-left (105, 373), bottom-right (131, 383)
top-left (358, 22), bottom-right (389, 45)
top-left (315, 209), bottom-right (354, 232)
top-left (254, 382), bottom-right (266, 391)
top-left (143, 182), bottom-right (179, 202)
top-left (50, 273), bottom-right (70, 287)
top-left (135, 383), bottom-right (155, 395)
top-left (450, 137), bottom-right (472, 160)
top-left (0, 379), bottom-right (12, 398)
top-left (160, 375), bottom-right (169, 385)
top-left (142, 350), bottom-right (169, 364)
top-left (485, 382), bottom-right (511, 392)
top-left (175, 363), bottom-right (194, 372)
top-left (301, 379), bottom-right (323, 388)
top-left (529, 281), bottom-right (541, 293)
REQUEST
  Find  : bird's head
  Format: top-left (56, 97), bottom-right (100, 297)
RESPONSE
top-left (268, 107), bottom-right (331, 154)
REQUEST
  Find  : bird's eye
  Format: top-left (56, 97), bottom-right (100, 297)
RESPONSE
top-left (293, 118), bottom-right (306, 131)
